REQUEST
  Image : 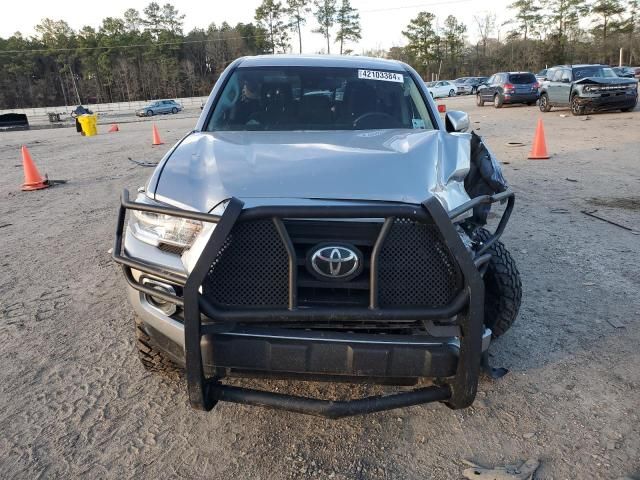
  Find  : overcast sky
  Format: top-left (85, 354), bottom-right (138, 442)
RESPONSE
top-left (2, 0), bottom-right (512, 52)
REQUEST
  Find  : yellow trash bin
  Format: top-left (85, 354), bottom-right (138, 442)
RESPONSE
top-left (78, 114), bottom-right (98, 136)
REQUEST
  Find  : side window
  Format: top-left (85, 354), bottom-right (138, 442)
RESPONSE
top-left (487, 75), bottom-right (495, 84)
top-left (545, 69), bottom-right (555, 81)
top-left (550, 70), bottom-right (562, 82)
top-left (561, 69), bottom-right (572, 82)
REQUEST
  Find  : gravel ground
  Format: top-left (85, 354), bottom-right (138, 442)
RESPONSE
top-left (0, 96), bottom-right (638, 479)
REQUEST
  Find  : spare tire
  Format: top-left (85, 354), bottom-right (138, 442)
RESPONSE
top-left (475, 229), bottom-right (522, 338)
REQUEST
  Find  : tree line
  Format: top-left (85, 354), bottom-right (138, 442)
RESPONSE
top-left (391, 0), bottom-right (639, 81)
top-left (0, 0), bottom-right (637, 109)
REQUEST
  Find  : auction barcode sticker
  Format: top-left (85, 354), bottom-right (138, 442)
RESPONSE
top-left (358, 69), bottom-right (404, 83)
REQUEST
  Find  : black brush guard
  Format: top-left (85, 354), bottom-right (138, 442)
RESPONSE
top-left (113, 189), bottom-right (514, 418)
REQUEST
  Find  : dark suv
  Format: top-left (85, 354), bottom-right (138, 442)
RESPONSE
top-left (476, 72), bottom-right (539, 108)
top-left (539, 65), bottom-right (638, 115)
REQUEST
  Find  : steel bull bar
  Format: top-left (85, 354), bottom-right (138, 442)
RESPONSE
top-left (113, 189), bottom-right (514, 418)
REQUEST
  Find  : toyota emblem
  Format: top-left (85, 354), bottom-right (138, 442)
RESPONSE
top-left (307, 244), bottom-right (362, 281)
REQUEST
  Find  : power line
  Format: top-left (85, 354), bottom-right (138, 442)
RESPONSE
top-left (0, 0), bottom-right (474, 56)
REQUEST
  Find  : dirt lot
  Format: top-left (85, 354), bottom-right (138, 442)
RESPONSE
top-left (1, 97), bottom-right (639, 479)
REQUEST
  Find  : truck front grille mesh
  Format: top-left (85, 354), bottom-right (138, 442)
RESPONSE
top-left (202, 220), bottom-right (289, 308)
top-left (377, 218), bottom-right (462, 308)
top-left (201, 217), bottom-right (463, 318)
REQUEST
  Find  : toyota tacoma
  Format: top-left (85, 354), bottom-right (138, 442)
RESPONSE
top-left (113, 55), bottom-right (521, 418)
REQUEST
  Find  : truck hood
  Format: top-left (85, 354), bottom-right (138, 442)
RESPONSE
top-left (152, 129), bottom-right (471, 213)
top-left (575, 76), bottom-right (637, 85)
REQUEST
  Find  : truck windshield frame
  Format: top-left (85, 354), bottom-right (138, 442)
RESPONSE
top-left (206, 66), bottom-right (436, 132)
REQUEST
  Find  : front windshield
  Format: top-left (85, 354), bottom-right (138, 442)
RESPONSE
top-left (573, 66), bottom-right (615, 80)
top-left (207, 66), bottom-right (435, 132)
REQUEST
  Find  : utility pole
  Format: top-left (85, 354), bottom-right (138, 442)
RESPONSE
top-left (619, 48), bottom-right (623, 67)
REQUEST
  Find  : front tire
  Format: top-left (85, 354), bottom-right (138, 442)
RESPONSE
top-left (570, 95), bottom-right (585, 116)
top-left (146, 110), bottom-right (153, 117)
top-left (449, 89), bottom-right (455, 97)
top-left (134, 316), bottom-right (178, 375)
top-left (171, 107), bottom-right (178, 114)
top-left (476, 93), bottom-right (485, 106)
top-left (475, 229), bottom-right (522, 338)
top-left (539, 93), bottom-right (551, 112)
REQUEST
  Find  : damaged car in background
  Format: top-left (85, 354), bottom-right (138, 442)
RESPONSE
top-left (539, 64), bottom-right (638, 115)
top-left (113, 55), bottom-right (522, 418)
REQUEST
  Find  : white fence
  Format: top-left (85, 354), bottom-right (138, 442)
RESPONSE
top-left (1, 96), bottom-right (210, 118)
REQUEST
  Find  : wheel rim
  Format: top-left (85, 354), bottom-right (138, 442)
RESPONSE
top-left (540, 96), bottom-right (547, 110)
top-left (476, 94), bottom-right (482, 105)
top-left (571, 97), bottom-right (581, 114)
top-left (449, 90), bottom-right (455, 97)
top-left (494, 96), bottom-right (500, 107)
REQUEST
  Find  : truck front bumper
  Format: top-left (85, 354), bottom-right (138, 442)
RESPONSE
top-left (128, 284), bottom-right (491, 381)
top-left (575, 92), bottom-right (637, 111)
top-left (114, 189), bottom-right (514, 418)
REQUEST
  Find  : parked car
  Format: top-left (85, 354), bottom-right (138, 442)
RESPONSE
top-left (112, 54), bottom-right (521, 418)
top-left (539, 64), bottom-right (638, 115)
top-left (611, 66), bottom-right (637, 78)
top-left (535, 69), bottom-right (548, 82)
top-left (136, 99), bottom-right (183, 117)
top-left (476, 72), bottom-right (539, 108)
top-left (426, 80), bottom-right (457, 98)
top-left (457, 77), bottom-right (489, 95)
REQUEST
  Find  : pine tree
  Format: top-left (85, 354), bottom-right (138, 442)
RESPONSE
top-left (544, 0), bottom-right (590, 62)
top-left (287, 0), bottom-right (311, 53)
top-left (592, 0), bottom-right (625, 63)
top-left (335, 0), bottom-right (361, 55)
top-left (255, 0), bottom-right (290, 54)
top-left (509, 0), bottom-right (543, 42)
top-left (402, 12), bottom-right (439, 70)
top-left (313, 0), bottom-right (338, 54)
top-left (441, 15), bottom-right (466, 75)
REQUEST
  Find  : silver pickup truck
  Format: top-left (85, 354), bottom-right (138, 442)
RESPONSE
top-left (113, 55), bottom-right (521, 418)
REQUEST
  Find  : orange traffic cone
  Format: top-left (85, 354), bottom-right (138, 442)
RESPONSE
top-left (21, 145), bottom-right (49, 191)
top-left (108, 123), bottom-right (119, 133)
top-left (528, 119), bottom-right (550, 160)
top-left (152, 124), bottom-right (164, 145)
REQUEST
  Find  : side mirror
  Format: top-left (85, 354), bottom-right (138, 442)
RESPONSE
top-left (445, 111), bottom-right (470, 133)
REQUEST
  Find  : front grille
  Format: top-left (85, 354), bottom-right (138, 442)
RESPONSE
top-left (201, 216), bottom-right (464, 330)
top-left (202, 220), bottom-right (289, 308)
top-left (378, 219), bottom-right (463, 308)
top-left (285, 220), bottom-right (381, 308)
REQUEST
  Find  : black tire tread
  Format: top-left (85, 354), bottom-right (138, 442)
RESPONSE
top-left (134, 316), bottom-right (178, 374)
top-left (475, 229), bottom-right (522, 338)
